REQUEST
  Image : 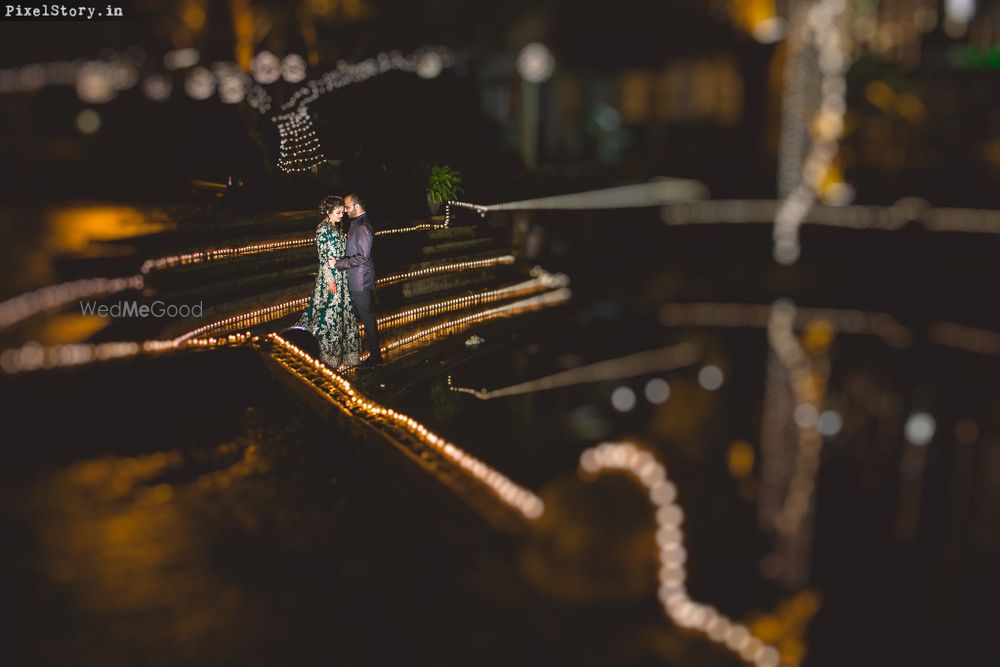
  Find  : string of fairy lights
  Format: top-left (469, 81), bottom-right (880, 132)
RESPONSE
top-left (139, 236), bottom-right (316, 274)
top-left (773, 0), bottom-right (851, 265)
top-left (0, 264), bottom-right (569, 374)
top-left (373, 288), bottom-right (572, 360)
top-left (0, 331), bottom-right (254, 374)
top-left (579, 442), bottom-right (781, 667)
top-left (275, 106), bottom-right (325, 173)
top-left (170, 299), bottom-right (309, 345)
top-left (763, 300), bottom-right (833, 588)
top-left (272, 47), bottom-right (455, 172)
top-left (766, 301), bottom-right (827, 536)
top-left (0, 218), bottom-right (472, 332)
top-left (0, 46), bottom-right (456, 173)
top-left (266, 331), bottom-right (545, 521)
top-left (373, 271), bottom-right (567, 331)
top-left (375, 254), bottom-right (515, 288)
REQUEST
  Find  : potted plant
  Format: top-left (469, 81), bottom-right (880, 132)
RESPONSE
top-left (426, 163), bottom-right (463, 215)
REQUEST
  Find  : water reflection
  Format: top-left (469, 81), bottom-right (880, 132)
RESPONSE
top-left (0, 205), bottom-right (173, 298)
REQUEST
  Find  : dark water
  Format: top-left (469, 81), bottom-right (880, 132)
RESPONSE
top-left (389, 211), bottom-right (1000, 666)
top-left (2, 212), bottom-right (998, 666)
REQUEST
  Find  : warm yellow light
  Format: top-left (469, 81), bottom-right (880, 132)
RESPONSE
top-left (727, 440), bottom-right (755, 480)
top-left (802, 318), bottom-right (834, 354)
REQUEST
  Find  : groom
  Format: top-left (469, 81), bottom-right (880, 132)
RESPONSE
top-left (332, 193), bottom-right (382, 367)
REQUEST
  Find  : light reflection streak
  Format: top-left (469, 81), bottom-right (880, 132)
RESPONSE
top-left (928, 321), bottom-right (1000, 356)
top-left (658, 301), bottom-right (912, 347)
top-left (0, 275), bottom-right (144, 330)
top-left (446, 179), bottom-right (708, 214)
top-left (447, 342), bottom-right (699, 400)
top-left (660, 198), bottom-right (1000, 234)
top-left (766, 301), bottom-right (827, 544)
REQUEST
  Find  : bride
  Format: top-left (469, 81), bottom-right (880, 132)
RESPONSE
top-left (294, 195), bottom-right (362, 368)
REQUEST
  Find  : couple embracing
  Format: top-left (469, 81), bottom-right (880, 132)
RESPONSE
top-left (294, 193), bottom-right (383, 369)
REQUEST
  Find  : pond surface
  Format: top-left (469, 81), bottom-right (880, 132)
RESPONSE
top-left (3, 209), bottom-right (998, 666)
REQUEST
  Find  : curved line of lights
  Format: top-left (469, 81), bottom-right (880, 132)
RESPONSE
top-left (579, 442), bottom-right (780, 667)
top-left (766, 300), bottom-right (825, 537)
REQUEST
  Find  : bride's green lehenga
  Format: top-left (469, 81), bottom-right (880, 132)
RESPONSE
top-left (295, 221), bottom-right (362, 368)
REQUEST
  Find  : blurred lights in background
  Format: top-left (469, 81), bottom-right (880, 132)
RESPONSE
top-left (0, 43), bottom-right (455, 173)
top-left (761, 299), bottom-right (829, 587)
top-left (516, 43), bottom-right (555, 84)
top-left (251, 51), bottom-right (282, 85)
top-left (142, 74), bottom-right (172, 102)
top-left (280, 54), bottom-right (308, 83)
top-left (184, 67), bottom-right (215, 100)
top-left (728, 440), bottom-right (756, 480)
top-left (644, 378), bottom-right (670, 404)
top-left (611, 386), bottom-right (637, 412)
top-left (698, 364), bottom-right (725, 391)
top-left (163, 47), bottom-right (200, 70)
top-left (817, 410), bottom-right (843, 437)
top-left (76, 61), bottom-right (118, 104)
top-left (904, 411), bottom-right (936, 446)
top-left (273, 47), bottom-right (456, 172)
top-left (773, 0), bottom-right (850, 265)
top-left (75, 109), bottom-right (100, 135)
top-left (954, 418), bottom-right (979, 444)
top-left (945, 0), bottom-right (978, 37)
top-left (727, 0), bottom-right (786, 44)
top-left (753, 17), bottom-right (788, 44)
top-left (416, 51), bottom-right (444, 79)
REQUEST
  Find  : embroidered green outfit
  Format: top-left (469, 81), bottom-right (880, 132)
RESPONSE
top-left (295, 221), bottom-right (362, 368)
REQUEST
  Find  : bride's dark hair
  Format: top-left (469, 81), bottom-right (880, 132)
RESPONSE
top-left (318, 195), bottom-right (344, 223)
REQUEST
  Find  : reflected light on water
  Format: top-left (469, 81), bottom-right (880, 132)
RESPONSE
top-left (904, 412), bottom-right (936, 446)
top-left (610, 386), bottom-right (636, 412)
top-left (579, 441), bottom-right (781, 667)
top-left (46, 205), bottom-right (174, 253)
top-left (644, 378), bottom-right (670, 404)
top-left (698, 364), bottom-right (724, 390)
top-left (818, 410), bottom-right (843, 437)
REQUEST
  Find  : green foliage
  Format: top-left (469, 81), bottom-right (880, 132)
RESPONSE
top-left (426, 164), bottom-right (464, 203)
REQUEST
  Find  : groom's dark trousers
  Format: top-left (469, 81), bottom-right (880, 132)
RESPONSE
top-left (350, 288), bottom-right (380, 362)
